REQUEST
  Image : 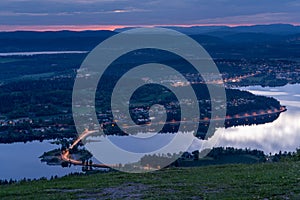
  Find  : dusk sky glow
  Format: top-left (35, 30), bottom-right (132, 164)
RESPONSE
top-left (0, 0), bottom-right (300, 31)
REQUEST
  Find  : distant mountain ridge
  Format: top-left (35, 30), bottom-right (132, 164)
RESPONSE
top-left (116, 24), bottom-right (300, 35)
top-left (0, 30), bottom-right (116, 52)
top-left (1, 24), bottom-right (300, 58)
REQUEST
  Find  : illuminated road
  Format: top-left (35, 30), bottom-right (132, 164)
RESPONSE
top-left (119, 106), bottom-right (287, 128)
top-left (61, 129), bottom-right (115, 169)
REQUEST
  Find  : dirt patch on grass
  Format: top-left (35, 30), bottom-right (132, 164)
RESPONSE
top-left (45, 188), bottom-right (84, 193)
top-left (77, 182), bottom-right (150, 200)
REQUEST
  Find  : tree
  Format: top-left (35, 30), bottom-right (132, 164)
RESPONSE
top-left (192, 150), bottom-right (199, 161)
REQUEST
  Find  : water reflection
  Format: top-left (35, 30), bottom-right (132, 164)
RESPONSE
top-left (0, 141), bottom-right (80, 180)
top-left (214, 84), bottom-right (300, 154)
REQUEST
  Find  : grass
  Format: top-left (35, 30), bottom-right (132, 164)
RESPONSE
top-left (1, 161), bottom-right (300, 199)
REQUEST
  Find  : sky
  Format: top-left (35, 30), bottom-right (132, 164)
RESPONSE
top-left (0, 0), bottom-right (300, 31)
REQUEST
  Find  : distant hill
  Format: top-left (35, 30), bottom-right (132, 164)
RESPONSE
top-left (0, 30), bottom-right (116, 52)
top-left (1, 24), bottom-right (300, 59)
top-left (115, 24), bottom-right (300, 35)
top-left (230, 24), bottom-right (300, 35)
top-left (162, 24), bottom-right (300, 36)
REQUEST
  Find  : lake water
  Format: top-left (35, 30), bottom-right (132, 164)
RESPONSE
top-left (0, 51), bottom-right (88, 56)
top-left (0, 141), bottom-right (81, 180)
top-left (216, 84), bottom-right (300, 154)
top-left (0, 84), bottom-right (299, 180)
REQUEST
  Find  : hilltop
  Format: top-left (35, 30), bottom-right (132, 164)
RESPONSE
top-left (1, 161), bottom-right (299, 199)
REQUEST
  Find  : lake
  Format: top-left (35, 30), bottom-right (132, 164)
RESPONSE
top-left (0, 51), bottom-right (88, 56)
top-left (217, 84), bottom-right (300, 154)
top-left (0, 84), bottom-right (299, 180)
top-left (0, 141), bottom-right (81, 180)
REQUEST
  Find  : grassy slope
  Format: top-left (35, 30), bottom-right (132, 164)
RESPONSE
top-left (1, 162), bottom-right (300, 200)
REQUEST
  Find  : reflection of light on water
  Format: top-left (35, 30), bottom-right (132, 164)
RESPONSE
top-left (0, 141), bottom-right (80, 180)
top-left (86, 131), bottom-right (197, 165)
top-left (220, 84), bottom-right (300, 154)
top-left (280, 100), bottom-right (300, 108)
top-left (86, 129), bottom-right (224, 165)
top-left (247, 90), bottom-right (288, 96)
top-left (217, 111), bottom-right (300, 154)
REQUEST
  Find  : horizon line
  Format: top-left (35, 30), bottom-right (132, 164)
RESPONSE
top-left (0, 23), bottom-right (299, 32)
